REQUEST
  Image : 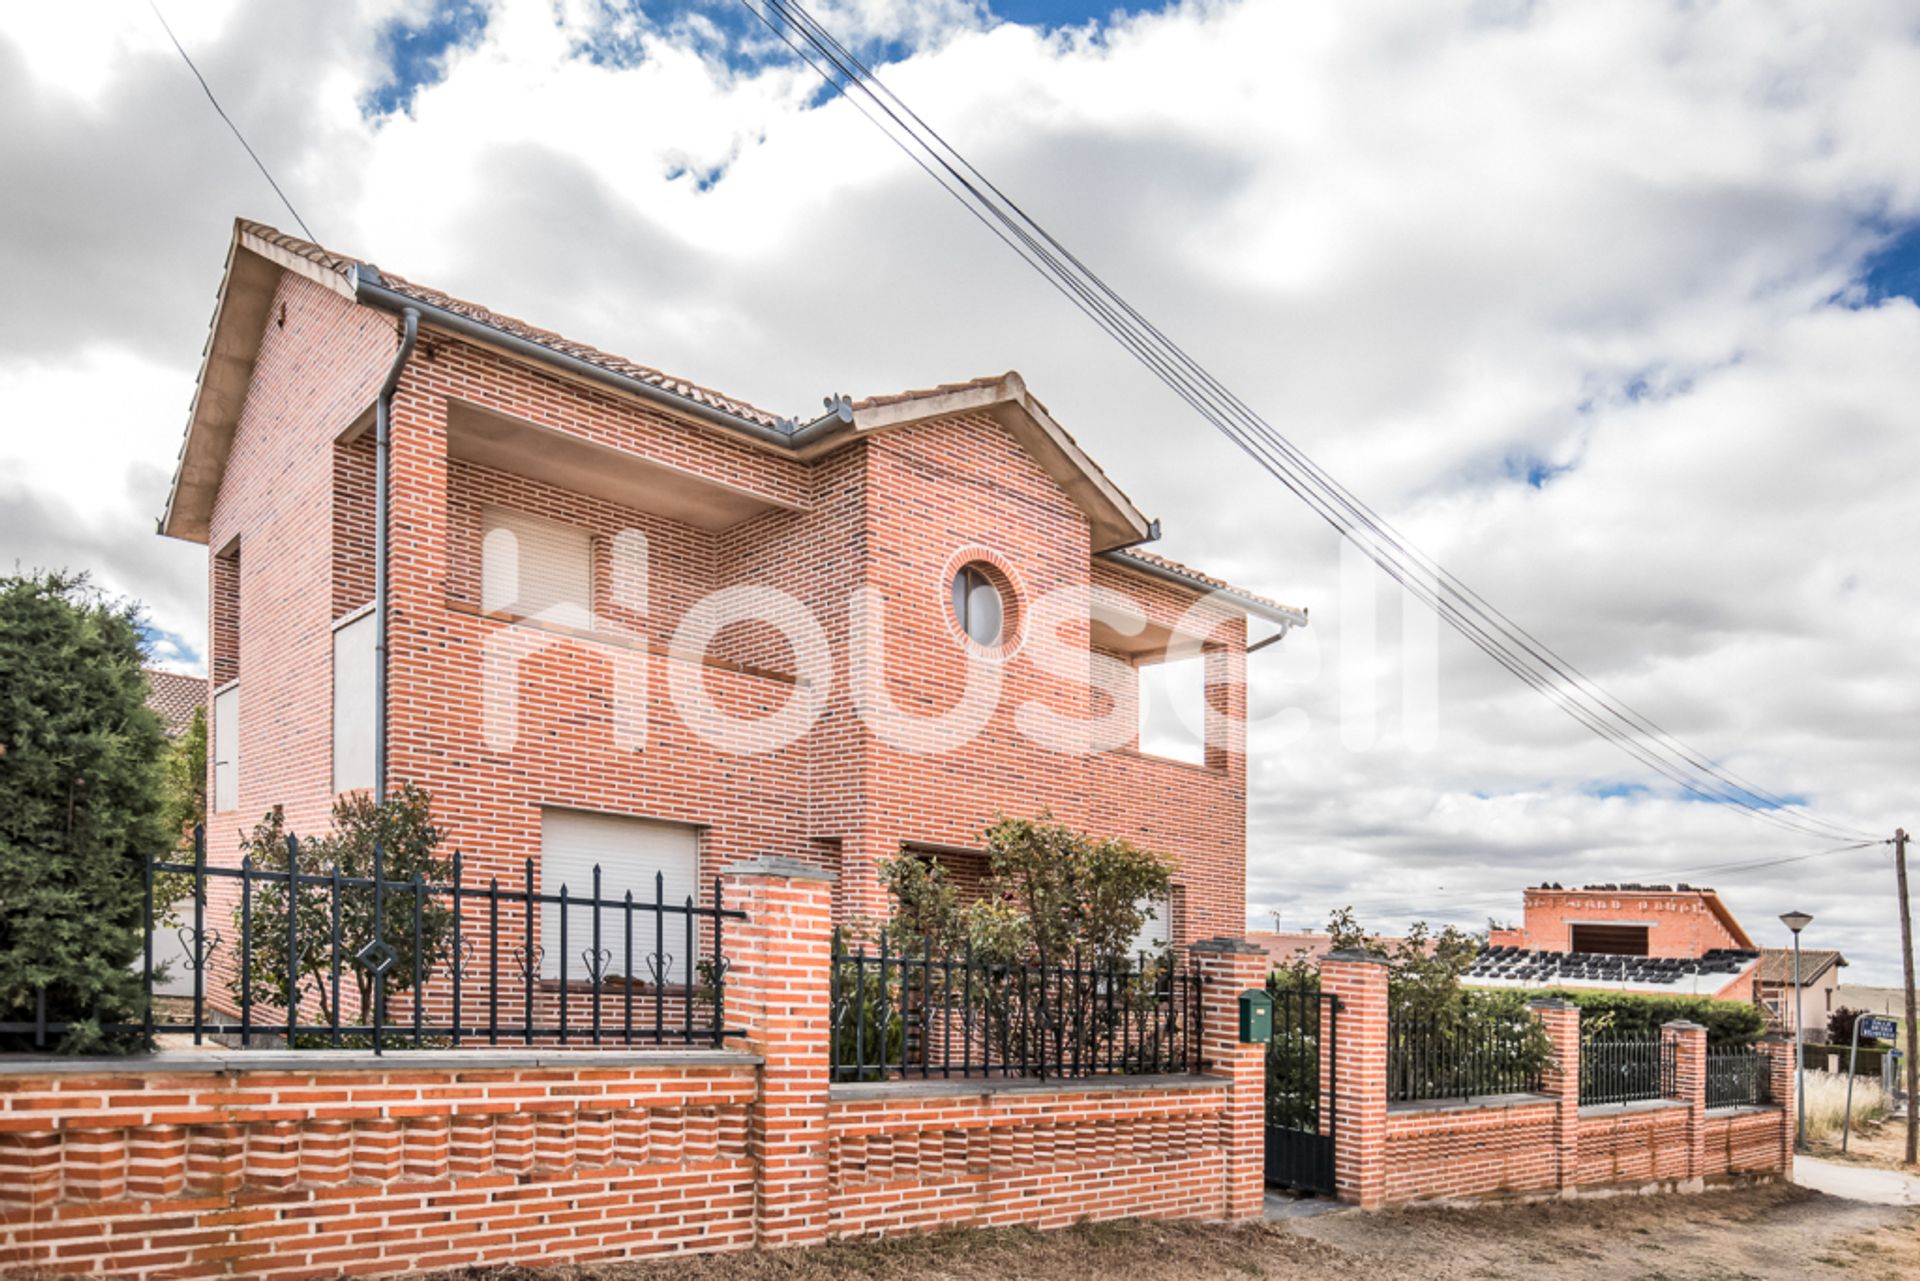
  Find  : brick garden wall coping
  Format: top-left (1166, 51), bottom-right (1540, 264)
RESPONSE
top-left (1386, 1091), bottom-right (1555, 1115)
top-left (828, 1072), bottom-right (1223, 1102)
top-left (0, 1048), bottom-right (763, 1076)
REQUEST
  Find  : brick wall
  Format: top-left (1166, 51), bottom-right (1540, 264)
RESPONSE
top-left (0, 869), bottom-right (1264, 1278)
top-left (0, 1056), bottom-right (760, 1279)
top-left (1316, 957), bottom-right (1793, 1208)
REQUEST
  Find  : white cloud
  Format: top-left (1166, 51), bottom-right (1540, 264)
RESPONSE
top-left (2, 0), bottom-right (1917, 979)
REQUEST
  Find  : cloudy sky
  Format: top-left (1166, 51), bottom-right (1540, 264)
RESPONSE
top-left (4, 0), bottom-right (1917, 981)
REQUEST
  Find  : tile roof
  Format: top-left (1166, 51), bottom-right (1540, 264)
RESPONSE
top-left (239, 220), bottom-right (789, 430)
top-left (850, 374), bottom-right (1006, 411)
top-left (1756, 948), bottom-right (1847, 986)
top-left (1465, 945), bottom-right (1759, 989)
top-left (143, 669), bottom-right (205, 739)
top-left (1106, 547), bottom-right (1305, 620)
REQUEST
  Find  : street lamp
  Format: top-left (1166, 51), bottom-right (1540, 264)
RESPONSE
top-left (1781, 910), bottom-right (1813, 1148)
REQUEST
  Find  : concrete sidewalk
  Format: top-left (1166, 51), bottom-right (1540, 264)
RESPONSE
top-left (1794, 1153), bottom-right (1920, 1206)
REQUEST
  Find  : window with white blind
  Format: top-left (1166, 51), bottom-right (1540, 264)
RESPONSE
top-left (1128, 893), bottom-right (1171, 960)
top-left (212, 683), bottom-right (239, 813)
top-left (482, 506), bottom-right (593, 629)
top-left (331, 610), bottom-right (375, 793)
top-left (1139, 655), bottom-right (1206, 765)
top-left (540, 809), bottom-right (699, 984)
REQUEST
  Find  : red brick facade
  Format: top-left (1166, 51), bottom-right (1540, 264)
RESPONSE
top-left (179, 241), bottom-right (1278, 963)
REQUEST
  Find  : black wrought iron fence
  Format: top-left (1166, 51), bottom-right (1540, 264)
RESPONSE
top-left (828, 930), bottom-right (1202, 1082)
top-left (1266, 984), bottom-right (1331, 1131)
top-left (1706, 1045), bottom-right (1773, 1108)
top-left (1, 828), bottom-right (746, 1054)
top-left (1579, 1036), bottom-right (1677, 1106)
top-left (1388, 1007), bottom-right (1547, 1102)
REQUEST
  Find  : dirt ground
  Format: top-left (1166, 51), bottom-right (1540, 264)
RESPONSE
top-left (413, 1184), bottom-right (1920, 1281)
top-left (1806, 1113), bottom-right (1920, 1174)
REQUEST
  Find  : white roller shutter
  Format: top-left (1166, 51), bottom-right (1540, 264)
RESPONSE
top-left (331, 611), bottom-right (376, 793)
top-left (212, 683), bottom-right (239, 813)
top-left (482, 506), bottom-right (592, 628)
top-left (540, 809), bottom-right (699, 984)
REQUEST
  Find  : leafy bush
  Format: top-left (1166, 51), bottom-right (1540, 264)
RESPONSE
top-left (0, 572), bottom-right (169, 1053)
top-left (232, 786), bottom-right (454, 1041)
top-left (1518, 988), bottom-right (1766, 1045)
top-left (1802, 1042), bottom-right (1891, 1076)
top-left (878, 814), bottom-right (1172, 965)
top-left (1827, 1007), bottom-right (1885, 1047)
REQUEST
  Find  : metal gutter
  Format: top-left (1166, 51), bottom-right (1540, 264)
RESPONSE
top-left (373, 306), bottom-right (419, 800)
top-left (355, 275), bottom-right (799, 450)
top-left (1095, 549), bottom-right (1308, 628)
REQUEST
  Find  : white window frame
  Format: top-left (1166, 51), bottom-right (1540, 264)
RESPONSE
top-left (481, 506), bottom-right (593, 630)
top-left (331, 606), bottom-right (376, 794)
top-left (211, 680), bottom-right (239, 813)
top-left (539, 808), bottom-right (700, 986)
top-left (1137, 654), bottom-right (1206, 765)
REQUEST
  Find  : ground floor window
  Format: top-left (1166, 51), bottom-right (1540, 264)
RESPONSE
top-left (539, 808), bottom-right (698, 984)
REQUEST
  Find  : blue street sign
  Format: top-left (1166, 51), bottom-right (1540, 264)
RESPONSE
top-left (1863, 1015), bottom-right (1899, 1041)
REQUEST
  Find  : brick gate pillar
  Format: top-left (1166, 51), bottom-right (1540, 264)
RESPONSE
top-left (1318, 950), bottom-right (1388, 1208)
top-left (721, 857), bottom-right (836, 1248)
top-left (1530, 999), bottom-right (1581, 1193)
top-left (1193, 938), bottom-right (1272, 1222)
top-left (1663, 1020), bottom-right (1707, 1189)
top-left (1760, 1032), bottom-right (1797, 1176)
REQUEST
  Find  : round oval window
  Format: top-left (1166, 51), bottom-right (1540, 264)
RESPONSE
top-left (951, 563), bottom-right (1005, 648)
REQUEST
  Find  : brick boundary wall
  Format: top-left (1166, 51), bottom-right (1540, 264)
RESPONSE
top-left (1316, 956), bottom-right (1796, 1208)
top-left (0, 864), bottom-right (1262, 1279)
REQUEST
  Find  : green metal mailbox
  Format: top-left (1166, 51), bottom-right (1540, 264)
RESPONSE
top-left (1238, 988), bottom-right (1273, 1044)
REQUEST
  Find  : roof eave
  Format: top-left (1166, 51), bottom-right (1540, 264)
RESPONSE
top-left (159, 222), bottom-right (358, 544)
top-left (1095, 549), bottom-right (1309, 627)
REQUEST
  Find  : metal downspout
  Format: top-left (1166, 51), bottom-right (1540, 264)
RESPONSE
top-left (374, 307), bottom-right (419, 801)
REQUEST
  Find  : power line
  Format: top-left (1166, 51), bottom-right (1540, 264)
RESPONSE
top-left (738, 0), bottom-right (1876, 846)
top-left (146, 0), bottom-right (315, 242)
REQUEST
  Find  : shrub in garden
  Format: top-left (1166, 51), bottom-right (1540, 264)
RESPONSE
top-left (231, 785), bottom-right (453, 1042)
top-left (1520, 988), bottom-right (1766, 1045)
top-left (0, 572), bottom-right (169, 1052)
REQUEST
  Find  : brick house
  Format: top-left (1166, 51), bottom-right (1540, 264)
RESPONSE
top-left (158, 219), bottom-right (1304, 994)
top-left (1467, 883), bottom-right (1760, 1000)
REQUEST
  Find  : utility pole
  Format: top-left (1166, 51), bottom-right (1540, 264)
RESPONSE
top-left (1897, 827), bottom-right (1917, 1166)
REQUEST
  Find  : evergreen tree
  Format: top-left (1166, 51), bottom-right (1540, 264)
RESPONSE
top-left (0, 572), bottom-right (168, 1051)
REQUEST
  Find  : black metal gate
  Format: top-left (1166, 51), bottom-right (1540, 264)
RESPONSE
top-left (1265, 986), bottom-right (1339, 1195)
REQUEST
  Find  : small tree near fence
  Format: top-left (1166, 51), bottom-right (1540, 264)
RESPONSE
top-left (232, 785), bottom-right (454, 1042)
top-left (836, 815), bottom-right (1177, 1078)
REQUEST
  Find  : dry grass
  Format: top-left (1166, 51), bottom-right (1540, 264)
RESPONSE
top-left (1800, 1069), bottom-right (1890, 1142)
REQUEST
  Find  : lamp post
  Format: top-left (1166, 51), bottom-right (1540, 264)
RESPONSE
top-left (1780, 910), bottom-right (1813, 1148)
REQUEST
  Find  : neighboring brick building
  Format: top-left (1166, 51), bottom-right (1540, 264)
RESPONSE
top-left (141, 668), bottom-right (205, 739)
top-left (158, 219), bottom-right (1304, 978)
top-left (1468, 883), bottom-right (1760, 1000)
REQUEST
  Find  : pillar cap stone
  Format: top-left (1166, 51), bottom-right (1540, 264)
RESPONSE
top-left (723, 856), bottom-right (837, 883)
top-left (1190, 937), bottom-right (1266, 955)
top-left (1323, 948), bottom-right (1389, 964)
top-left (1527, 998), bottom-right (1576, 1011)
top-left (1661, 1019), bottom-right (1706, 1031)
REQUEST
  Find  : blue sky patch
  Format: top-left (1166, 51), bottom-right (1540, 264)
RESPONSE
top-left (1503, 453), bottom-right (1574, 489)
top-left (364, 0), bottom-right (491, 117)
top-left (1861, 221), bottom-right (1920, 305)
top-left (991, 1), bottom-right (1170, 27)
